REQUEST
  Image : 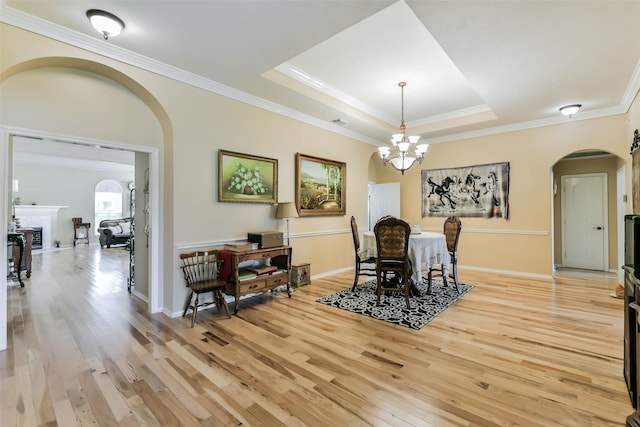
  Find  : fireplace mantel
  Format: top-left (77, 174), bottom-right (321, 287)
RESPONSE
top-left (14, 205), bottom-right (68, 249)
top-left (15, 205), bottom-right (68, 213)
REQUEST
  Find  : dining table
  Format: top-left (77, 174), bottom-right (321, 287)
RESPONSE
top-left (362, 230), bottom-right (450, 288)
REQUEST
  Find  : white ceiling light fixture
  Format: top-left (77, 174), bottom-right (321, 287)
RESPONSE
top-left (559, 104), bottom-right (582, 118)
top-left (86, 9), bottom-right (125, 40)
top-left (378, 82), bottom-right (429, 175)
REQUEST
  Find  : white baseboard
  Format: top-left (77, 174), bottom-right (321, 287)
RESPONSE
top-left (458, 265), bottom-right (552, 281)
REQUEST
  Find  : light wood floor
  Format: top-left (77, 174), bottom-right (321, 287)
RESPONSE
top-left (1, 245), bottom-right (631, 426)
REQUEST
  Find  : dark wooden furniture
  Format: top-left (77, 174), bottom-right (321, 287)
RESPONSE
top-left (625, 266), bottom-right (639, 410)
top-left (374, 217), bottom-right (412, 309)
top-left (7, 232), bottom-right (24, 287)
top-left (629, 267), bottom-right (640, 425)
top-left (427, 215), bottom-right (462, 294)
top-left (72, 217), bottom-right (91, 246)
top-left (180, 248), bottom-right (231, 327)
top-left (18, 228), bottom-right (33, 278)
top-left (350, 216), bottom-right (376, 291)
top-left (224, 246), bottom-right (292, 314)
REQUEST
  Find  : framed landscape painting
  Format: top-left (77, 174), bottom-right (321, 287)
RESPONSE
top-left (218, 150), bottom-right (278, 204)
top-left (296, 153), bottom-right (346, 216)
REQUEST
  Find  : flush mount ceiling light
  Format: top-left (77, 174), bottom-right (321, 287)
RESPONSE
top-left (378, 82), bottom-right (429, 175)
top-left (559, 104), bottom-right (582, 117)
top-left (86, 9), bottom-right (125, 40)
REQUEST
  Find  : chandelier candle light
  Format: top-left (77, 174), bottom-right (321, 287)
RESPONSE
top-left (378, 82), bottom-right (429, 175)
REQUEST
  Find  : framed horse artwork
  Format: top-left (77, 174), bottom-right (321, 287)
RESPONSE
top-left (421, 162), bottom-right (510, 218)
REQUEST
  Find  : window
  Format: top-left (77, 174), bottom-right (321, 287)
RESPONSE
top-left (95, 179), bottom-right (123, 233)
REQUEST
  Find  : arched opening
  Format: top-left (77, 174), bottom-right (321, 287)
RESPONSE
top-left (94, 179), bottom-right (124, 234)
top-left (551, 149), bottom-right (625, 282)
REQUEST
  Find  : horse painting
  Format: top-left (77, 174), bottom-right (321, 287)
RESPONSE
top-left (427, 176), bottom-right (457, 209)
top-left (421, 162), bottom-right (509, 218)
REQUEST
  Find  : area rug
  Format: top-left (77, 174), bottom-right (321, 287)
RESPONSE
top-left (316, 279), bottom-right (474, 330)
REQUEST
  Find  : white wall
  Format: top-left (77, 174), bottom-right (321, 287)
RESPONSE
top-left (13, 162), bottom-right (134, 247)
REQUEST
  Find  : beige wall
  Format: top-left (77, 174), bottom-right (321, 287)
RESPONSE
top-left (2, 22), bottom-right (639, 319)
top-left (372, 116), bottom-right (630, 277)
top-left (0, 23), bottom-right (375, 315)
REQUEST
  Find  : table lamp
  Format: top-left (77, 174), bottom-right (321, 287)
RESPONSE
top-left (275, 202), bottom-right (298, 246)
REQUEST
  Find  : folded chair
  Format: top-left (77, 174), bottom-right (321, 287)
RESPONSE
top-left (374, 217), bottom-right (412, 309)
top-left (427, 216), bottom-right (462, 294)
top-left (350, 216), bottom-right (377, 291)
top-left (180, 249), bottom-right (231, 327)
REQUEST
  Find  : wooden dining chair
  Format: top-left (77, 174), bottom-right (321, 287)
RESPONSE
top-left (351, 216), bottom-right (377, 291)
top-left (427, 216), bottom-right (462, 294)
top-left (374, 217), bottom-right (412, 309)
top-left (180, 249), bottom-right (231, 327)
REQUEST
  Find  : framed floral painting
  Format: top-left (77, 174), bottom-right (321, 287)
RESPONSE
top-left (218, 150), bottom-right (278, 204)
top-left (296, 153), bottom-right (346, 216)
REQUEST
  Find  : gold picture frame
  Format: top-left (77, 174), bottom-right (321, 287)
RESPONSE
top-left (296, 153), bottom-right (346, 216)
top-left (218, 150), bottom-right (278, 204)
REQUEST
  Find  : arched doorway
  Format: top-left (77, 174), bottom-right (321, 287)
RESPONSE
top-left (551, 149), bottom-right (625, 282)
top-left (1, 59), bottom-right (167, 350)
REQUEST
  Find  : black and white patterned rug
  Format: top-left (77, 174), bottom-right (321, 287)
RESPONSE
top-left (316, 279), bottom-right (474, 330)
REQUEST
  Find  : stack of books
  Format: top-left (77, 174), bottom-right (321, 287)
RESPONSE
top-left (223, 241), bottom-right (254, 252)
top-left (246, 265), bottom-right (278, 275)
top-left (238, 268), bottom-right (257, 281)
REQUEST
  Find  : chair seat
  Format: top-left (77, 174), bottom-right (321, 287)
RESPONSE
top-left (189, 278), bottom-right (227, 292)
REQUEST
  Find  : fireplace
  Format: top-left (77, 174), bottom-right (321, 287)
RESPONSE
top-left (31, 227), bottom-right (43, 250)
top-left (14, 205), bottom-right (68, 249)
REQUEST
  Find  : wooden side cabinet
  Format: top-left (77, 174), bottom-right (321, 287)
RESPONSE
top-left (225, 246), bottom-right (292, 314)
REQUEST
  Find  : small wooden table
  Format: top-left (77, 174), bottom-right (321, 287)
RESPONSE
top-left (223, 246), bottom-right (292, 314)
top-left (72, 218), bottom-right (91, 246)
top-left (362, 231), bottom-right (451, 284)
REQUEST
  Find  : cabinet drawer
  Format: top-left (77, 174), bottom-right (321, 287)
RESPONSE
top-left (266, 273), bottom-right (287, 288)
top-left (238, 279), bottom-right (268, 294)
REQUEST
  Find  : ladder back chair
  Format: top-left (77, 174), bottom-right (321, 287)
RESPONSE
top-left (180, 249), bottom-right (231, 327)
top-left (427, 216), bottom-right (462, 294)
top-left (350, 216), bottom-right (377, 291)
top-left (374, 217), bottom-right (412, 309)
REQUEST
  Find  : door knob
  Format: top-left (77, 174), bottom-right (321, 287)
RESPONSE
top-left (594, 226), bottom-right (603, 230)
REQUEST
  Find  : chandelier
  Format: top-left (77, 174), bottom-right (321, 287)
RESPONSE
top-left (378, 82), bottom-right (429, 175)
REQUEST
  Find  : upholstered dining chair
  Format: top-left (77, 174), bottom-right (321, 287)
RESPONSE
top-left (374, 216), bottom-right (412, 309)
top-left (427, 216), bottom-right (462, 294)
top-left (180, 248), bottom-right (231, 327)
top-left (350, 216), bottom-right (377, 291)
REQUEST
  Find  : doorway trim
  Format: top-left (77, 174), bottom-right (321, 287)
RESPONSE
top-left (1, 126), bottom-right (161, 351)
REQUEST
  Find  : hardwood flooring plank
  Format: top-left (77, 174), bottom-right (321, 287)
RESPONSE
top-left (1, 247), bottom-right (632, 426)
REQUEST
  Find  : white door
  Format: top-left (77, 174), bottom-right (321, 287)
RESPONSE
top-left (368, 182), bottom-right (400, 231)
top-left (561, 173), bottom-right (607, 270)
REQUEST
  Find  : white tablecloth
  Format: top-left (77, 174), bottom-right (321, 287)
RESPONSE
top-left (362, 231), bottom-right (450, 284)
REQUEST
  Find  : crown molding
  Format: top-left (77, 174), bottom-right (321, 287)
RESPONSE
top-left (425, 104), bottom-right (628, 145)
top-left (2, 4), bottom-right (638, 149)
top-left (0, 5), bottom-right (380, 146)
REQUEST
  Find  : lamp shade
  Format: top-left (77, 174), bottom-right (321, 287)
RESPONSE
top-left (276, 202), bottom-right (299, 219)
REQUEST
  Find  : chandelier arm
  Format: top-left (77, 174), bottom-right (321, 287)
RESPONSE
top-left (379, 81), bottom-right (426, 174)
